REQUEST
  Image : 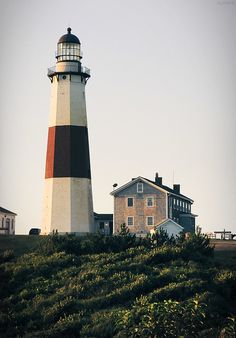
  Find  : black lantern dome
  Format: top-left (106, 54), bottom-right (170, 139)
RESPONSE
top-left (58, 27), bottom-right (81, 44)
top-left (56, 28), bottom-right (82, 62)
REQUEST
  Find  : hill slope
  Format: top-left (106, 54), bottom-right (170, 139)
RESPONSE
top-left (0, 234), bottom-right (236, 337)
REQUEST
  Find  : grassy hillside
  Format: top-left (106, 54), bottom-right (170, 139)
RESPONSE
top-left (0, 235), bottom-right (42, 256)
top-left (0, 234), bottom-right (236, 337)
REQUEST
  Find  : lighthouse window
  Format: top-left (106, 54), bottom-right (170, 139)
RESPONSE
top-left (57, 43), bottom-right (80, 62)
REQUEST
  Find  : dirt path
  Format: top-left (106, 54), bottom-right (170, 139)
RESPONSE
top-left (211, 240), bottom-right (236, 251)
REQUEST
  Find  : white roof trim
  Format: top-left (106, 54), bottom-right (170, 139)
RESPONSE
top-left (155, 218), bottom-right (184, 230)
top-left (110, 176), bottom-right (168, 196)
top-left (168, 192), bottom-right (193, 202)
top-left (110, 176), bottom-right (193, 202)
top-left (110, 177), bottom-right (141, 195)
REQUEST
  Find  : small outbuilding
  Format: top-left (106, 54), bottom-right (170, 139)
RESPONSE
top-left (0, 207), bottom-right (17, 235)
top-left (94, 213), bottom-right (113, 235)
top-left (151, 218), bottom-right (184, 238)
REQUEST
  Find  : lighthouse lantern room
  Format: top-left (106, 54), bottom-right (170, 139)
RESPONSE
top-left (56, 27), bottom-right (82, 62)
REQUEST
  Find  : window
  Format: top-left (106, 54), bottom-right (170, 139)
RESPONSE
top-left (6, 219), bottom-right (10, 229)
top-left (173, 198), bottom-right (176, 206)
top-left (137, 183), bottom-right (143, 193)
top-left (127, 197), bottom-right (134, 207)
top-left (127, 216), bottom-right (134, 226)
top-left (146, 197), bottom-right (154, 207)
top-left (146, 216), bottom-right (154, 226)
top-left (11, 219), bottom-right (14, 230)
top-left (1, 218), bottom-right (4, 228)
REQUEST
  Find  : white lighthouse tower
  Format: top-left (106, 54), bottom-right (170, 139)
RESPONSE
top-left (42, 28), bottom-right (94, 234)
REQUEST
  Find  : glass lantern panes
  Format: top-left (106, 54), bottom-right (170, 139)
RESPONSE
top-left (57, 43), bottom-right (81, 61)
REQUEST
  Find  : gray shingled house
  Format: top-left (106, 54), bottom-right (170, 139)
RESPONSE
top-left (110, 173), bottom-right (196, 236)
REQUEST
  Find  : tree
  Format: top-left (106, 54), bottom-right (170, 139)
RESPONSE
top-left (118, 223), bottom-right (130, 237)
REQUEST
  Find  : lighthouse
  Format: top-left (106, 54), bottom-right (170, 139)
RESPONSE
top-left (42, 28), bottom-right (94, 234)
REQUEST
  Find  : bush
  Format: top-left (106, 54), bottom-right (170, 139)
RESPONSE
top-left (116, 297), bottom-right (207, 337)
top-left (151, 228), bottom-right (176, 246)
top-left (35, 231), bottom-right (142, 257)
top-left (0, 249), bottom-right (15, 263)
top-left (0, 233), bottom-right (235, 337)
top-left (177, 232), bottom-right (214, 261)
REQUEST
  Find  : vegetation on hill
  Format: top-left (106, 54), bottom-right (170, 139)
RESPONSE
top-left (0, 235), bottom-right (41, 257)
top-left (0, 231), bottom-right (236, 337)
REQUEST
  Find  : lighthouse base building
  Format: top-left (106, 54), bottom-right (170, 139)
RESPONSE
top-left (42, 28), bottom-right (94, 235)
top-left (42, 178), bottom-right (94, 235)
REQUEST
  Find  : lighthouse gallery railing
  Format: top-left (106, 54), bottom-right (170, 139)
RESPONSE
top-left (47, 65), bottom-right (90, 77)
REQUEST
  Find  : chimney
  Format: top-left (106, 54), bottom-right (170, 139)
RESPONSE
top-left (173, 184), bottom-right (180, 194)
top-left (155, 172), bottom-right (162, 185)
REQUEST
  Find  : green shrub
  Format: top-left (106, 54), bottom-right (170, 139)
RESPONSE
top-left (0, 234), bottom-right (235, 337)
top-left (0, 249), bottom-right (15, 263)
top-left (151, 228), bottom-right (176, 246)
top-left (116, 297), bottom-right (207, 337)
top-left (178, 232), bottom-right (214, 261)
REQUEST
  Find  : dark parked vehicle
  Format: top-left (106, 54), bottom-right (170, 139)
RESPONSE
top-left (29, 228), bottom-right (41, 235)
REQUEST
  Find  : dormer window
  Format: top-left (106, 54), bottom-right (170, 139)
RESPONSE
top-left (137, 183), bottom-right (143, 193)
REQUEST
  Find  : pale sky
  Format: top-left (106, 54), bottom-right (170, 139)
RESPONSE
top-left (0, 0), bottom-right (235, 235)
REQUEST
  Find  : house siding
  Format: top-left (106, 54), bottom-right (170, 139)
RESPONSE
top-left (179, 214), bottom-right (195, 233)
top-left (114, 181), bottom-right (166, 234)
top-left (0, 211), bottom-right (16, 235)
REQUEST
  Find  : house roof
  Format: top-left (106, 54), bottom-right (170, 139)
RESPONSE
top-left (144, 178), bottom-right (193, 201)
top-left (0, 207), bottom-right (17, 215)
top-left (94, 212), bottom-right (113, 221)
top-left (179, 212), bottom-right (198, 218)
top-left (110, 176), bottom-right (193, 202)
top-left (155, 218), bottom-right (184, 230)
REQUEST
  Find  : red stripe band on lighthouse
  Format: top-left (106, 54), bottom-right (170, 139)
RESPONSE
top-left (45, 125), bottom-right (91, 179)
